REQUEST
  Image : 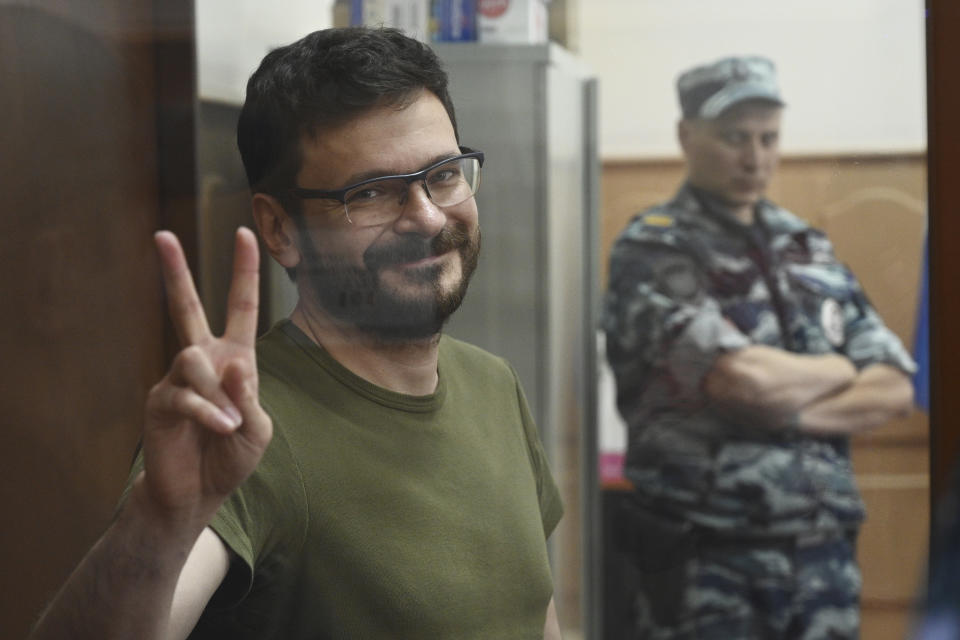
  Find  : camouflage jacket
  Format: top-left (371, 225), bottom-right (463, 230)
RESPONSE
top-left (602, 183), bottom-right (916, 535)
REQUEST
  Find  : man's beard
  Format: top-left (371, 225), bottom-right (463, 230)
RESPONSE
top-left (299, 223), bottom-right (480, 343)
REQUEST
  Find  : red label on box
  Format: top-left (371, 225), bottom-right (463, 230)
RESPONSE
top-left (478, 0), bottom-right (509, 18)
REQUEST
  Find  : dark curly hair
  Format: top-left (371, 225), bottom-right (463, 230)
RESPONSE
top-left (237, 27), bottom-right (459, 201)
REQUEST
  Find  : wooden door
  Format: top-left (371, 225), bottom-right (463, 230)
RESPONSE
top-left (0, 2), bottom-right (195, 637)
top-left (819, 186), bottom-right (928, 639)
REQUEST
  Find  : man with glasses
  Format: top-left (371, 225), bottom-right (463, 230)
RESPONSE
top-left (31, 27), bottom-right (563, 640)
top-left (603, 56), bottom-right (916, 638)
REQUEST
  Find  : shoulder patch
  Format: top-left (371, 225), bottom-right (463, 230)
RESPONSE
top-left (642, 214), bottom-right (675, 227)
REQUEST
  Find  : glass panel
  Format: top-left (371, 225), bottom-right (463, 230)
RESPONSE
top-left (579, 2), bottom-right (928, 639)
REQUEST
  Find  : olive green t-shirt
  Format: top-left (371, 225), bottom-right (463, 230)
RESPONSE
top-left (186, 320), bottom-right (563, 639)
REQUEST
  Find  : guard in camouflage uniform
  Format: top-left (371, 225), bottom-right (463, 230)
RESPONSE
top-left (603, 56), bottom-right (916, 639)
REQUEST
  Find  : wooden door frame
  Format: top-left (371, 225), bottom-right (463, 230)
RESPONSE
top-left (926, 0), bottom-right (960, 502)
top-left (152, 0), bottom-right (198, 363)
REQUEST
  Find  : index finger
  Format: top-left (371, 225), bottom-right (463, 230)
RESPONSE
top-left (223, 227), bottom-right (261, 347)
top-left (154, 230), bottom-right (212, 346)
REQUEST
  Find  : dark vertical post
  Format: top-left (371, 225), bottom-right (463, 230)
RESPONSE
top-left (153, 0), bottom-right (197, 362)
top-left (926, 0), bottom-right (960, 502)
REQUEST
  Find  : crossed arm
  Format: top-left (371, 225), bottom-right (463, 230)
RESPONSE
top-left (704, 344), bottom-right (914, 436)
top-left (607, 240), bottom-right (914, 438)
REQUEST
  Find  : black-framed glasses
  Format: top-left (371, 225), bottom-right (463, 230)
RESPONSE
top-left (288, 146), bottom-right (484, 227)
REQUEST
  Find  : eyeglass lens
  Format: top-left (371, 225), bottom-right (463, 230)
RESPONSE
top-left (342, 156), bottom-right (481, 226)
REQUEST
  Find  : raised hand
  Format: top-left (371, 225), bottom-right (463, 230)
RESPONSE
top-left (141, 227), bottom-right (273, 522)
top-left (27, 229), bottom-right (274, 640)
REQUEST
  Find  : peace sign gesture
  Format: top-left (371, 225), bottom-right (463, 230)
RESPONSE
top-left (141, 227), bottom-right (273, 523)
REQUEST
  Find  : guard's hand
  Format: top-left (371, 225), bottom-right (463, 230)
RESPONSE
top-left (140, 228), bottom-right (273, 523)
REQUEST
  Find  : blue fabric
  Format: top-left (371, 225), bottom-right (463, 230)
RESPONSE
top-left (912, 611), bottom-right (960, 640)
top-left (913, 235), bottom-right (930, 411)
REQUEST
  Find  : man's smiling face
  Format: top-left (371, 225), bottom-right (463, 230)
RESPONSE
top-left (291, 91), bottom-right (481, 341)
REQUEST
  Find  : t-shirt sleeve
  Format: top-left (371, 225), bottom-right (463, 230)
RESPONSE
top-left (786, 229), bottom-right (917, 374)
top-left (603, 234), bottom-right (751, 406)
top-left (508, 364), bottom-right (564, 539)
top-left (113, 453), bottom-right (258, 608)
top-left (843, 280), bottom-right (916, 374)
top-left (830, 260), bottom-right (917, 375)
top-left (117, 412), bottom-right (307, 612)
top-left (204, 485), bottom-right (260, 606)
top-left (203, 407), bottom-right (308, 610)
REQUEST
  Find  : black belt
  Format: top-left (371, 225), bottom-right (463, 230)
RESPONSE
top-left (697, 526), bottom-right (855, 551)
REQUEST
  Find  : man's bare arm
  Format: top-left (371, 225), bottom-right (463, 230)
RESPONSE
top-left (796, 363), bottom-right (914, 436)
top-left (166, 528), bottom-right (232, 639)
top-left (30, 229), bottom-right (271, 640)
top-left (704, 344), bottom-right (857, 423)
top-left (704, 345), bottom-right (913, 434)
top-left (30, 498), bottom-right (229, 640)
top-left (543, 596), bottom-right (562, 640)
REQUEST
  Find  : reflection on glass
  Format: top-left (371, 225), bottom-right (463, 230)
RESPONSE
top-left (585, 3), bottom-right (927, 639)
top-left (0, 1), bottom-right (929, 639)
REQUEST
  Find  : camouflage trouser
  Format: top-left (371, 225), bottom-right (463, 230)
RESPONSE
top-left (632, 533), bottom-right (861, 639)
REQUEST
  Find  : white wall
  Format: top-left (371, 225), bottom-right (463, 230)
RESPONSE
top-left (197, 0), bottom-right (335, 103)
top-left (196, 2), bottom-right (927, 153)
top-left (576, 0), bottom-right (927, 159)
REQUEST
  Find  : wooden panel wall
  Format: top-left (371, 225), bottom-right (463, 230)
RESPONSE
top-left (0, 3), bottom-right (195, 637)
top-left (600, 153), bottom-right (928, 640)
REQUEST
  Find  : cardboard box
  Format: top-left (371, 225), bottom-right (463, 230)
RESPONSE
top-left (477, 0), bottom-right (548, 45)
